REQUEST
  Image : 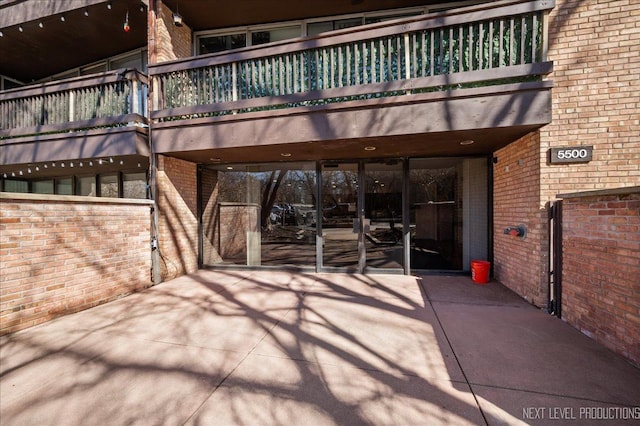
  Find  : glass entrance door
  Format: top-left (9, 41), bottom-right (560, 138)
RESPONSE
top-left (321, 162), bottom-right (361, 270)
top-left (320, 160), bottom-right (405, 273)
top-left (364, 161), bottom-right (404, 270)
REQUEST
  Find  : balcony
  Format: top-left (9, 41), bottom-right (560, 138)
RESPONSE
top-left (149, 0), bottom-right (554, 163)
top-left (0, 69), bottom-right (149, 166)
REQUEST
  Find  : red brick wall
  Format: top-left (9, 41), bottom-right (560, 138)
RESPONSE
top-left (493, 132), bottom-right (548, 306)
top-left (540, 0), bottom-right (640, 199)
top-left (0, 193), bottom-right (152, 335)
top-left (494, 0), bottom-right (640, 306)
top-left (156, 155), bottom-right (199, 280)
top-left (153, 0), bottom-right (192, 63)
top-left (561, 189), bottom-right (640, 366)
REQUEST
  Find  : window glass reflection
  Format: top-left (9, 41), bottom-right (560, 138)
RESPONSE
top-left (202, 162), bottom-right (316, 267)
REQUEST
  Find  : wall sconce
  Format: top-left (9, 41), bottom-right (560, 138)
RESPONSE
top-left (173, 1), bottom-right (183, 26)
top-left (173, 12), bottom-right (183, 26)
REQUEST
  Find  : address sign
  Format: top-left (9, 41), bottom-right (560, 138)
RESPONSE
top-left (549, 146), bottom-right (593, 164)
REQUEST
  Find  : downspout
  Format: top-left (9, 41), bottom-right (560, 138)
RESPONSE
top-left (148, 0), bottom-right (162, 285)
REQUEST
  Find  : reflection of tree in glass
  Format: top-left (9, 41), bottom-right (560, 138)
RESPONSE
top-left (322, 170), bottom-right (358, 208)
top-left (411, 167), bottom-right (456, 203)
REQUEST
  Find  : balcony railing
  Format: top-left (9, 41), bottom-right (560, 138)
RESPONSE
top-left (150, 0), bottom-right (554, 122)
top-left (0, 69), bottom-right (148, 138)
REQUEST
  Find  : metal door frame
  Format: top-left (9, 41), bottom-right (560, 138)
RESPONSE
top-left (317, 159), bottom-right (407, 274)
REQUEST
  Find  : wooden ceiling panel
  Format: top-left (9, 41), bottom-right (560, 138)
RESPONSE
top-left (0, 0), bottom-right (147, 82)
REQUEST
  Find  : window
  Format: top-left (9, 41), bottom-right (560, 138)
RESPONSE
top-left (199, 33), bottom-right (247, 54)
top-left (32, 180), bottom-right (54, 194)
top-left (99, 174), bottom-right (119, 198)
top-left (123, 172), bottom-right (147, 199)
top-left (56, 178), bottom-right (73, 195)
top-left (3, 180), bottom-right (28, 193)
top-left (76, 176), bottom-right (97, 196)
top-left (111, 51), bottom-right (147, 72)
top-left (251, 25), bottom-right (301, 46)
top-left (307, 18), bottom-right (362, 37)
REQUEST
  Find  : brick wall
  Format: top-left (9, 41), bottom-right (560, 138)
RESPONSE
top-left (156, 155), bottom-right (199, 280)
top-left (153, 0), bottom-right (193, 63)
top-left (493, 132), bottom-right (548, 306)
top-left (560, 188), bottom-right (640, 366)
top-left (540, 0), bottom-right (640, 200)
top-left (494, 0), bottom-right (640, 306)
top-left (0, 193), bottom-right (152, 335)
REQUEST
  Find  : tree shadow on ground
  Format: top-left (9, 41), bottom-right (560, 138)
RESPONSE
top-left (0, 270), bottom-right (488, 425)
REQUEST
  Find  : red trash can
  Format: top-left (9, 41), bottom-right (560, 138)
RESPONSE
top-left (471, 260), bottom-right (491, 284)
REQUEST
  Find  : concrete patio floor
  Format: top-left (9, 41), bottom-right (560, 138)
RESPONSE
top-left (1, 270), bottom-right (639, 425)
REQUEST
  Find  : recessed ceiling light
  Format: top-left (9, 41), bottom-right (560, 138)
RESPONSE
top-left (226, 166), bottom-right (234, 170)
top-left (209, 157), bottom-right (221, 162)
top-left (280, 153), bottom-right (292, 157)
top-left (364, 146), bottom-right (376, 151)
top-left (460, 140), bottom-right (475, 146)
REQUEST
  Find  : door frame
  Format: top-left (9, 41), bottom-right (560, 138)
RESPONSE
top-left (317, 159), bottom-right (408, 275)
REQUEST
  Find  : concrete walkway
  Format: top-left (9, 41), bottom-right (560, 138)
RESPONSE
top-left (1, 270), bottom-right (639, 425)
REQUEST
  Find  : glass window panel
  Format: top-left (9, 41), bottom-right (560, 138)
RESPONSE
top-left (32, 180), bottom-right (54, 194)
top-left (76, 176), bottom-right (97, 196)
top-left (251, 25), bottom-right (301, 45)
top-left (123, 172), bottom-right (147, 199)
top-left (99, 174), bottom-right (119, 198)
top-left (81, 63), bottom-right (107, 76)
top-left (111, 52), bottom-right (143, 71)
top-left (365, 13), bottom-right (420, 25)
top-left (51, 70), bottom-right (79, 81)
top-left (3, 180), bottom-right (29, 193)
top-left (56, 178), bottom-right (73, 195)
top-left (2, 77), bottom-right (24, 90)
top-left (199, 33), bottom-right (247, 54)
top-left (307, 18), bottom-right (362, 36)
top-left (202, 162), bottom-right (316, 268)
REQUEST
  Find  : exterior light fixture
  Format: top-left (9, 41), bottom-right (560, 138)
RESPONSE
top-left (0, 31), bottom-right (3, 37)
top-left (107, 2), bottom-right (112, 9)
top-left (364, 146), bottom-right (376, 151)
top-left (84, 9), bottom-right (89, 17)
top-left (38, 22), bottom-right (43, 28)
top-left (459, 140), bottom-right (475, 146)
top-left (60, 16), bottom-right (66, 22)
top-left (173, 12), bottom-right (183, 26)
top-left (18, 26), bottom-right (23, 32)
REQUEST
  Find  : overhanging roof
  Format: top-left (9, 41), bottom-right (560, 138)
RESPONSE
top-left (0, 0), bottom-right (147, 82)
